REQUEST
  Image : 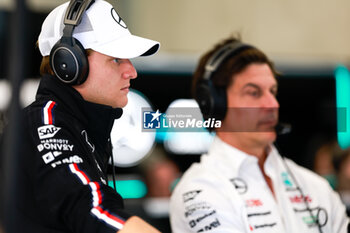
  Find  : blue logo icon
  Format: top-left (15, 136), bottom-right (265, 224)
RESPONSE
top-left (281, 172), bottom-right (293, 187)
top-left (143, 110), bottom-right (162, 129)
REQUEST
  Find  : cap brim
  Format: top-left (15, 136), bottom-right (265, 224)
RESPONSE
top-left (90, 34), bottom-right (160, 59)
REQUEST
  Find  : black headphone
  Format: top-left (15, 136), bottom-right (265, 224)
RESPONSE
top-left (195, 42), bottom-right (254, 121)
top-left (50, 0), bottom-right (95, 85)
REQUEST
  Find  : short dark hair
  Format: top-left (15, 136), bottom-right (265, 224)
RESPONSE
top-left (192, 36), bottom-right (278, 98)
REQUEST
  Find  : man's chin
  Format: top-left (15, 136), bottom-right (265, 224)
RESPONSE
top-left (256, 131), bottom-right (277, 144)
top-left (113, 98), bottom-right (128, 108)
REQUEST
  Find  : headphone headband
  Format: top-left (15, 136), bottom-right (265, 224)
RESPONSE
top-left (61, 0), bottom-right (95, 45)
top-left (64, 0), bottom-right (94, 26)
top-left (50, 0), bottom-right (95, 85)
top-left (203, 42), bottom-right (254, 81)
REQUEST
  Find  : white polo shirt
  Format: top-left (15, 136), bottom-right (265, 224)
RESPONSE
top-left (169, 137), bottom-right (349, 233)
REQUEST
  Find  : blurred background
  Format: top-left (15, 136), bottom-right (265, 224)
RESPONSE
top-left (1, 0), bottom-right (350, 232)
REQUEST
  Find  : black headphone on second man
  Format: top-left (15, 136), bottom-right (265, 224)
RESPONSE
top-left (195, 41), bottom-right (254, 121)
top-left (50, 0), bottom-right (95, 85)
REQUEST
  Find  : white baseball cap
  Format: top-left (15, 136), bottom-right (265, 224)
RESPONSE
top-left (38, 0), bottom-right (160, 59)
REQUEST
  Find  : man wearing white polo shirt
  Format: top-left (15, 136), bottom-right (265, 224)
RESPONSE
top-left (169, 36), bottom-right (349, 233)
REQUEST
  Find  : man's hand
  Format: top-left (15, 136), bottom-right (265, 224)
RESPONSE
top-left (118, 216), bottom-right (161, 233)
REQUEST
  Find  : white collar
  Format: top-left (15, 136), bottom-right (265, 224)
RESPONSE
top-left (205, 136), bottom-right (281, 177)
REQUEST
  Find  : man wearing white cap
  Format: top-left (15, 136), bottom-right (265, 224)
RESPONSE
top-left (11, 0), bottom-right (161, 232)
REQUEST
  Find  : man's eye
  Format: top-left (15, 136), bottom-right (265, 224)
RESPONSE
top-left (247, 90), bottom-right (260, 97)
top-left (113, 58), bottom-right (121, 64)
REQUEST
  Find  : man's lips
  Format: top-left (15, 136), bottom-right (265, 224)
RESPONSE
top-left (257, 119), bottom-right (278, 131)
top-left (121, 86), bottom-right (130, 91)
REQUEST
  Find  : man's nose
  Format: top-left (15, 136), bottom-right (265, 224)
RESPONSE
top-left (262, 92), bottom-right (279, 110)
top-left (123, 59), bottom-right (137, 79)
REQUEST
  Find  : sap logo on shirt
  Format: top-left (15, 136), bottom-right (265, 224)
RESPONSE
top-left (38, 125), bottom-right (61, 139)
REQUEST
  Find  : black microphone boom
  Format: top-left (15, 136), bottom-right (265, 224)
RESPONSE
top-left (275, 122), bottom-right (292, 135)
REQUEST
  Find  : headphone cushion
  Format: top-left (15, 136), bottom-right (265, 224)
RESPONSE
top-left (196, 79), bottom-right (227, 121)
top-left (50, 38), bottom-right (89, 85)
top-left (211, 85), bottom-right (227, 120)
top-left (195, 80), bottom-right (214, 120)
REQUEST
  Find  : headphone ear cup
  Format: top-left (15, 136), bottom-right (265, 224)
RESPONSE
top-left (50, 38), bottom-right (89, 85)
top-left (195, 80), bottom-right (227, 121)
top-left (195, 80), bottom-right (214, 120)
top-left (211, 85), bottom-right (227, 120)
